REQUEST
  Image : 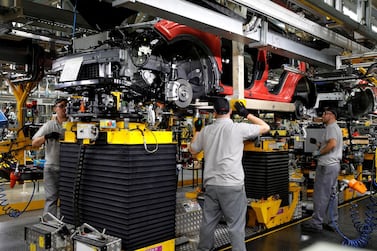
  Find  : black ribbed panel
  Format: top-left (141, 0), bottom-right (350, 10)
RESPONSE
top-left (243, 151), bottom-right (290, 206)
top-left (59, 143), bottom-right (177, 250)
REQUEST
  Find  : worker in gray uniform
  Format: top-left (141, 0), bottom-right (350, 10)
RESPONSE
top-left (189, 98), bottom-right (270, 251)
top-left (302, 107), bottom-right (343, 232)
top-left (32, 98), bottom-right (68, 218)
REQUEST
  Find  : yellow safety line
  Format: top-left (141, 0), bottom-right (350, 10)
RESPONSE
top-left (0, 200), bottom-right (44, 216)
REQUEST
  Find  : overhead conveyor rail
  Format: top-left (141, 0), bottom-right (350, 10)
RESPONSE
top-left (336, 52), bottom-right (377, 70)
top-left (113, 0), bottom-right (373, 68)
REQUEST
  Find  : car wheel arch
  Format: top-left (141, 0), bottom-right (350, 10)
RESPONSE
top-left (293, 76), bottom-right (317, 108)
top-left (164, 34), bottom-right (222, 99)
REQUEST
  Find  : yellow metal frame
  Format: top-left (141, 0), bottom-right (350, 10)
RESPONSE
top-left (61, 121), bottom-right (174, 145)
top-left (359, 67), bottom-right (377, 86)
top-left (250, 183), bottom-right (300, 229)
top-left (0, 199), bottom-right (44, 216)
top-left (107, 128), bottom-right (173, 144)
top-left (244, 139), bottom-right (288, 152)
top-left (135, 239), bottom-right (175, 251)
top-left (0, 80), bottom-right (38, 164)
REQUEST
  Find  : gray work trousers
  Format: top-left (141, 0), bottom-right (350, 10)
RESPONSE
top-left (43, 167), bottom-right (60, 217)
top-left (311, 163), bottom-right (340, 228)
top-left (197, 185), bottom-right (247, 251)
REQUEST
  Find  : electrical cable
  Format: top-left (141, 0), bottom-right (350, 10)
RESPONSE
top-left (1, 123), bottom-right (36, 156)
top-left (132, 126), bottom-right (159, 154)
top-left (0, 180), bottom-right (36, 217)
top-left (72, 0), bottom-right (78, 39)
top-left (73, 144), bottom-right (85, 227)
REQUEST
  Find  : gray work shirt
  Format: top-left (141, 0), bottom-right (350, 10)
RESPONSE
top-left (317, 122), bottom-right (343, 166)
top-left (32, 119), bottom-right (64, 170)
top-left (190, 118), bottom-right (260, 187)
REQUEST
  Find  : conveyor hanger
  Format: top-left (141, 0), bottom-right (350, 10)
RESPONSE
top-left (336, 52), bottom-right (377, 70)
top-left (113, 0), bottom-right (371, 68)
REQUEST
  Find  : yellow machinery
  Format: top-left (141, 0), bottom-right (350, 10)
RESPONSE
top-left (0, 41), bottom-right (47, 216)
top-left (0, 40), bottom-right (45, 166)
top-left (0, 80), bottom-right (46, 215)
top-left (248, 183), bottom-right (300, 229)
top-left (62, 120), bottom-right (172, 145)
top-left (0, 80), bottom-right (37, 165)
top-left (0, 80), bottom-right (45, 188)
top-left (244, 137), bottom-right (288, 152)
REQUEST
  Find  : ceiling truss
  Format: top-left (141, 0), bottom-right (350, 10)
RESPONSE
top-left (0, 0), bottom-right (376, 69)
top-left (112, 0), bottom-right (376, 68)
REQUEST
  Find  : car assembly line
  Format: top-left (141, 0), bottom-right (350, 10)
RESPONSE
top-left (0, 0), bottom-right (377, 251)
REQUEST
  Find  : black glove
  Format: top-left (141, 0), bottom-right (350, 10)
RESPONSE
top-left (234, 101), bottom-right (249, 118)
top-left (44, 132), bottom-right (61, 140)
top-left (194, 119), bottom-right (203, 132)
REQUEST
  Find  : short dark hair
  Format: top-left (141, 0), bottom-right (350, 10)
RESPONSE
top-left (54, 98), bottom-right (68, 106)
top-left (324, 107), bottom-right (337, 118)
top-left (213, 98), bottom-right (230, 115)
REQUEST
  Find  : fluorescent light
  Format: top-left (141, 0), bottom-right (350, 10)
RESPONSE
top-left (342, 6), bottom-right (357, 21)
top-left (372, 25), bottom-right (377, 33)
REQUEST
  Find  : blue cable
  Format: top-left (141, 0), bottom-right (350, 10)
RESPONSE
top-left (329, 188), bottom-right (377, 248)
top-left (72, 0), bottom-right (78, 39)
top-left (0, 180), bottom-right (36, 217)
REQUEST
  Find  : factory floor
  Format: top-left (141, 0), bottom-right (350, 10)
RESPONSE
top-left (1, 178), bottom-right (377, 251)
top-left (244, 195), bottom-right (377, 251)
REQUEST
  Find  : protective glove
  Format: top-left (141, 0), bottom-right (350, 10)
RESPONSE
top-left (44, 132), bottom-right (61, 140)
top-left (234, 101), bottom-right (249, 118)
top-left (194, 119), bottom-right (203, 132)
top-left (312, 150), bottom-right (321, 158)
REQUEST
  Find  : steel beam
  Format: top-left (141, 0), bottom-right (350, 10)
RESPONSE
top-left (245, 99), bottom-right (295, 112)
top-left (21, 0), bottom-right (93, 31)
top-left (294, 0), bottom-right (377, 44)
top-left (264, 30), bottom-right (336, 68)
top-left (113, 0), bottom-right (367, 67)
top-left (234, 0), bottom-right (371, 53)
top-left (113, 0), bottom-right (260, 44)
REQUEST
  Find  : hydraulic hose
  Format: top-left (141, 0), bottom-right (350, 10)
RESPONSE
top-left (329, 189), bottom-right (377, 248)
top-left (0, 180), bottom-right (36, 217)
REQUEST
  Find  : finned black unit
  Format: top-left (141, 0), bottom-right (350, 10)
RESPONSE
top-left (243, 151), bottom-right (290, 206)
top-left (59, 143), bottom-right (177, 250)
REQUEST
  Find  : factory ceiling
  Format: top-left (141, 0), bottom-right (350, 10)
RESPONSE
top-left (0, 0), bottom-right (376, 69)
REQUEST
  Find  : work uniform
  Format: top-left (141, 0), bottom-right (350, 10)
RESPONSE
top-left (190, 117), bottom-right (260, 251)
top-left (312, 122), bottom-right (343, 229)
top-left (32, 117), bottom-right (65, 217)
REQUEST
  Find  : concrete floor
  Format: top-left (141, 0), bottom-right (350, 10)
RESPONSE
top-left (1, 196), bottom-right (377, 251)
top-left (1, 175), bottom-right (377, 251)
top-left (244, 196), bottom-right (377, 251)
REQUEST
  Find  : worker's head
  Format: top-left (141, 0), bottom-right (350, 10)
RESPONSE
top-left (213, 97), bottom-right (230, 117)
top-left (53, 98), bottom-right (68, 119)
top-left (54, 98), bottom-right (68, 107)
top-left (322, 107), bottom-right (337, 124)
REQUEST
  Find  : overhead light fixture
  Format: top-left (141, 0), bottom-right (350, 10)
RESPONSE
top-left (372, 25), bottom-right (377, 33)
top-left (342, 6), bottom-right (357, 21)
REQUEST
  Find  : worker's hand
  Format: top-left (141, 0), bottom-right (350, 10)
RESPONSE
top-left (312, 150), bottom-right (321, 158)
top-left (194, 119), bottom-right (203, 132)
top-left (234, 101), bottom-right (249, 118)
top-left (44, 132), bottom-right (61, 140)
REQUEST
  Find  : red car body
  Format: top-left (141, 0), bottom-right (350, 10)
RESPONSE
top-left (52, 18), bottom-right (316, 117)
top-left (155, 20), bottom-right (316, 111)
